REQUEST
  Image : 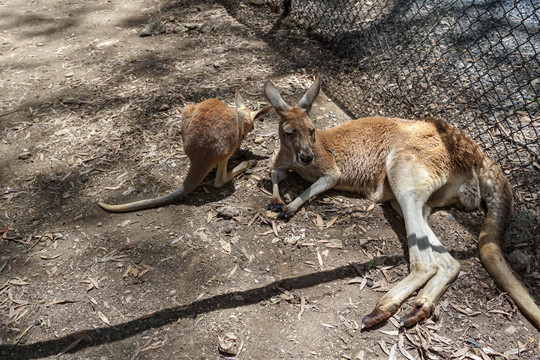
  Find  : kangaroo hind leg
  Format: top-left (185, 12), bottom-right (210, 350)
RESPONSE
top-left (214, 158), bottom-right (257, 188)
top-left (362, 158), bottom-right (445, 329)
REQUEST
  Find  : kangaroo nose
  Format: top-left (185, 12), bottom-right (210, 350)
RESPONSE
top-left (299, 152), bottom-right (314, 165)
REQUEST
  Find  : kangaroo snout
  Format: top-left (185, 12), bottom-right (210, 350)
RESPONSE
top-left (297, 151), bottom-right (314, 166)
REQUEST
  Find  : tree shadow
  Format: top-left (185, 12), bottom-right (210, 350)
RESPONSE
top-left (0, 258), bottom-right (393, 360)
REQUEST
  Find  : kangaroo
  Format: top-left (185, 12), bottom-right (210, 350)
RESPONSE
top-left (98, 92), bottom-right (272, 213)
top-left (264, 75), bottom-right (540, 329)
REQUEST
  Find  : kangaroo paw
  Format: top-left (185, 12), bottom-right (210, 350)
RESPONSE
top-left (277, 210), bottom-right (293, 219)
top-left (267, 203), bottom-right (285, 212)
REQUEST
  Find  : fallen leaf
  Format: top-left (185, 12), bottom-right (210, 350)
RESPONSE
top-left (97, 311), bottom-right (111, 326)
top-left (271, 220), bottom-right (279, 237)
top-left (317, 251), bottom-right (323, 268)
top-left (58, 338), bottom-right (83, 356)
top-left (40, 252), bottom-right (64, 260)
top-left (326, 215), bottom-right (338, 228)
top-left (450, 346), bottom-right (470, 358)
top-left (220, 239), bottom-right (231, 254)
top-left (325, 239), bottom-right (343, 249)
top-left (14, 323), bottom-right (35, 344)
top-left (141, 309), bottom-right (158, 319)
top-left (379, 330), bottom-right (399, 336)
top-left (316, 214), bottom-right (324, 229)
top-left (8, 279), bottom-right (29, 286)
top-left (298, 294), bottom-right (306, 320)
top-left (88, 277), bottom-right (99, 289)
top-left (378, 339), bottom-right (390, 355)
top-left (359, 277), bottom-right (368, 291)
top-left (398, 333), bottom-right (416, 360)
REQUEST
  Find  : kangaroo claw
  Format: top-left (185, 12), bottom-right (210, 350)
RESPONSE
top-left (361, 306), bottom-right (394, 329)
top-left (267, 203), bottom-right (293, 219)
top-left (400, 304), bottom-right (431, 328)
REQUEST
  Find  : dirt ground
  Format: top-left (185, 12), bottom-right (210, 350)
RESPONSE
top-left (0, 0), bottom-right (538, 359)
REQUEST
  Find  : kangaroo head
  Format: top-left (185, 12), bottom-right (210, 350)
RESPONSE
top-left (264, 76), bottom-right (321, 166)
top-left (234, 90), bottom-right (273, 136)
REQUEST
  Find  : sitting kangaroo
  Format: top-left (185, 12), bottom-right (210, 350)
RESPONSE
top-left (98, 92), bottom-right (272, 213)
top-left (264, 75), bottom-right (540, 329)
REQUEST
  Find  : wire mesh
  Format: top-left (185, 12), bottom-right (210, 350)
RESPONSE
top-left (227, 0), bottom-right (540, 215)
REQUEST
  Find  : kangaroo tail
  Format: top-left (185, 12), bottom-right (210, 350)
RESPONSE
top-left (478, 160), bottom-right (540, 328)
top-left (98, 162), bottom-right (214, 213)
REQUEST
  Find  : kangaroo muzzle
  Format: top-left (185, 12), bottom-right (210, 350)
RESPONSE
top-left (297, 151), bottom-right (314, 166)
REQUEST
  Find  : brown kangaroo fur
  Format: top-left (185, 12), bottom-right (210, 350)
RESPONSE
top-left (98, 92), bottom-right (272, 213)
top-left (264, 75), bottom-right (540, 329)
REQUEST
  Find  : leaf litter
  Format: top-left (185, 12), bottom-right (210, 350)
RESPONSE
top-left (0, 0), bottom-right (537, 358)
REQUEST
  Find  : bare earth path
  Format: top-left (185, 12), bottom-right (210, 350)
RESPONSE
top-left (0, 0), bottom-right (538, 359)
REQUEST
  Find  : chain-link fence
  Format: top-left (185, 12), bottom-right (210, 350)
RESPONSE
top-left (224, 0), bottom-right (540, 215)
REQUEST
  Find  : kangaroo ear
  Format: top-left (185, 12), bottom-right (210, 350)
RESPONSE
top-left (235, 90), bottom-right (246, 109)
top-left (252, 106), bottom-right (274, 122)
top-left (297, 75), bottom-right (321, 115)
top-left (264, 80), bottom-right (291, 118)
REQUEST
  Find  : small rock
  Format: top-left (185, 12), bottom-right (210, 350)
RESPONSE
top-left (253, 137), bottom-right (264, 144)
top-left (199, 22), bottom-right (220, 34)
top-left (213, 59), bottom-right (227, 69)
top-left (216, 205), bottom-right (240, 219)
top-left (284, 235), bottom-right (300, 245)
top-left (61, 96), bottom-right (77, 104)
top-left (54, 128), bottom-right (69, 136)
top-left (50, 158), bottom-right (67, 172)
top-left (173, 24), bottom-right (192, 33)
top-left (194, 231), bottom-right (208, 242)
top-left (218, 332), bottom-right (239, 356)
top-left (139, 22), bottom-right (166, 37)
top-left (504, 325), bottom-right (517, 335)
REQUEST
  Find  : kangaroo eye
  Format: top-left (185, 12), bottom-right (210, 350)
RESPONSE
top-left (284, 130), bottom-right (294, 136)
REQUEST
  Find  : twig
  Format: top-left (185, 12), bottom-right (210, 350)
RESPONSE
top-left (129, 337), bottom-right (153, 360)
top-left (0, 108), bottom-right (22, 118)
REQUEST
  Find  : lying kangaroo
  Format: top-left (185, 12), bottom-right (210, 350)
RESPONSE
top-left (98, 92), bottom-right (272, 213)
top-left (264, 75), bottom-right (540, 329)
